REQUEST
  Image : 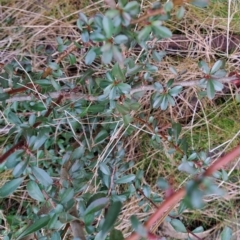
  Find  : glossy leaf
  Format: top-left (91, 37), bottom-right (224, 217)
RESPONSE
top-left (16, 216), bottom-right (50, 239)
top-left (116, 174), bottom-right (135, 184)
top-left (0, 178), bottom-right (24, 198)
top-left (152, 50), bottom-right (166, 62)
top-left (191, 0), bottom-right (209, 8)
top-left (85, 48), bottom-right (96, 65)
top-left (130, 215), bottom-right (147, 237)
top-left (207, 80), bottom-right (216, 99)
top-left (8, 111), bottom-right (22, 125)
top-left (171, 219), bottom-right (187, 233)
top-left (123, 1), bottom-right (140, 16)
top-left (112, 63), bottom-right (125, 81)
top-left (199, 60), bottom-right (210, 74)
top-left (12, 160), bottom-right (28, 177)
top-left (0, 92), bottom-right (9, 101)
top-left (32, 166), bottom-right (53, 188)
top-left (95, 129), bottom-right (109, 144)
top-left (102, 49), bottom-right (113, 64)
top-left (114, 34), bottom-right (128, 44)
top-left (137, 26), bottom-right (152, 41)
top-left (27, 181), bottom-right (45, 202)
top-left (211, 60), bottom-right (223, 74)
top-left (100, 163), bottom-right (111, 175)
top-left (113, 46), bottom-right (124, 64)
top-left (84, 197), bottom-right (109, 216)
top-left (221, 226), bottom-right (232, 240)
top-left (103, 16), bottom-right (114, 38)
top-left (176, 6), bottom-right (185, 19)
top-left (101, 201), bottom-right (122, 236)
top-left (212, 79), bottom-right (224, 91)
top-left (153, 25), bottom-right (172, 38)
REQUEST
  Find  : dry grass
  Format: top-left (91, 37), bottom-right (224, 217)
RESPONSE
top-left (1, 0), bottom-right (240, 239)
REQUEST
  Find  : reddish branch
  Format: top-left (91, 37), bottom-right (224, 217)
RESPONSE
top-left (0, 95), bottom-right (63, 165)
top-left (125, 143), bottom-right (240, 240)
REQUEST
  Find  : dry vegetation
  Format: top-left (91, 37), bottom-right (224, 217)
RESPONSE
top-left (0, 0), bottom-right (240, 239)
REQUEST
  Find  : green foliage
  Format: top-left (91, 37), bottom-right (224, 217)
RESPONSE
top-left (0, 0), bottom-right (233, 239)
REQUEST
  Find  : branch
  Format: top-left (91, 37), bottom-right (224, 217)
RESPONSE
top-left (3, 75), bottom-right (239, 103)
top-left (131, 8), bottom-right (165, 25)
top-left (125, 143), bottom-right (240, 240)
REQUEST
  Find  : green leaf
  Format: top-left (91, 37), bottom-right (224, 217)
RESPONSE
top-left (28, 114), bottom-right (36, 126)
top-left (109, 229), bottom-right (124, 240)
top-left (130, 215), bottom-right (147, 237)
top-left (117, 83), bottom-right (131, 94)
top-left (198, 60), bottom-right (210, 74)
top-left (127, 65), bottom-right (142, 76)
top-left (16, 216), bottom-right (50, 239)
top-left (192, 226), bottom-right (204, 233)
top-left (113, 46), bottom-right (124, 64)
top-left (116, 174), bottom-right (135, 184)
top-left (157, 177), bottom-right (169, 190)
top-left (79, 12), bottom-right (88, 23)
top-left (95, 129), bottom-right (109, 144)
top-left (99, 163), bottom-right (111, 175)
top-left (171, 219), bottom-right (187, 233)
top-left (178, 162), bottom-right (197, 174)
top-left (122, 12), bottom-right (131, 26)
top-left (60, 188), bottom-right (74, 204)
top-left (103, 16), bottom-right (114, 38)
top-left (116, 103), bottom-right (130, 114)
top-left (51, 78), bottom-right (61, 91)
top-left (81, 30), bottom-right (90, 42)
top-left (8, 111), bottom-right (22, 125)
top-left (12, 160), bottom-right (28, 177)
top-left (169, 86), bottom-right (182, 96)
top-left (207, 80), bottom-right (216, 99)
top-left (114, 34), bottom-right (128, 44)
top-left (191, 0), bottom-right (209, 8)
top-left (137, 26), bottom-right (152, 41)
top-left (32, 166), bottom-right (53, 188)
top-left (164, 0), bottom-right (173, 12)
top-left (86, 193), bottom-right (107, 207)
top-left (71, 146), bottom-right (85, 160)
top-left (0, 92), bottom-right (9, 101)
top-left (84, 197), bottom-right (109, 216)
top-left (68, 54), bottom-right (76, 65)
top-left (102, 48), bottom-right (113, 64)
top-left (32, 132), bottom-right (48, 151)
top-left (176, 6), bottom-right (185, 19)
top-left (221, 226), bottom-right (232, 240)
top-left (48, 62), bottom-right (59, 71)
top-left (123, 114), bottom-right (132, 125)
top-left (152, 50), bottom-right (166, 62)
top-left (152, 25), bottom-right (172, 38)
top-left (211, 60), bottom-right (223, 74)
top-left (0, 178), bottom-right (24, 198)
top-left (27, 181), bottom-right (45, 202)
top-left (112, 63), bottom-right (125, 81)
top-left (29, 102), bottom-right (46, 111)
top-left (90, 32), bottom-right (106, 42)
top-left (85, 48), bottom-right (96, 65)
top-left (212, 79), bottom-right (223, 91)
top-left (172, 122), bottom-right (182, 141)
top-left (123, 1), bottom-right (140, 16)
top-left (160, 95), bottom-right (169, 110)
top-left (101, 201), bottom-right (122, 236)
